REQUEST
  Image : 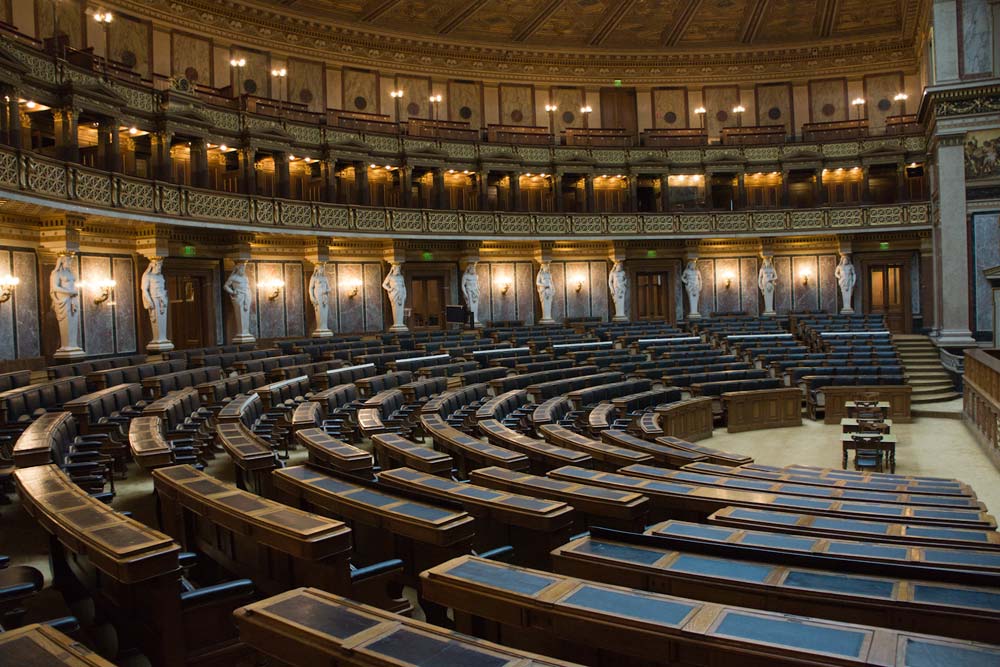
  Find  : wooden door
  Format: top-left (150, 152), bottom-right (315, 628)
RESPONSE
top-left (635, 271), bottom-right (671, 321)
top-left (409, 275), bottom-right (446, 329)
top-left (167, 274), bottom-right (210, 348)
top-left (599, 87), bottom-right (638, 137)
top-left (865, 262), bottom-right (909, 333)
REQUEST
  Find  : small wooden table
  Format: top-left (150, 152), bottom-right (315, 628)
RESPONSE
top-left (840, 418), bottom-right (893, 434)
top-left (841, 434), bottom-right (898, 472)
top-left (845, 401), bottom-right (890, 419)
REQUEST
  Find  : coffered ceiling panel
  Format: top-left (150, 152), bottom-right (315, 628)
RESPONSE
top-left (834, 0), bottom-right (903, 36)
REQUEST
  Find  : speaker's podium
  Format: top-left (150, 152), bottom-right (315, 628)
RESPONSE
top-left (445, 304), bottom-right (471, 329)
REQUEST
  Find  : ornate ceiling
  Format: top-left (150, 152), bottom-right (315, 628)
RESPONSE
top-left (124, 0), bottom-right (929, 83)
top-left (252, 0), bottom-right (921, 51)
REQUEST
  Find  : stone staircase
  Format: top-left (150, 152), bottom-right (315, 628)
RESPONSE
top-left (893, 334), bottom-right (961, 405)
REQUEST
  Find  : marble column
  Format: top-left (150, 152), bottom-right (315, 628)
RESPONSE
top-left (553, 173), bottom-right (564, 212)
top-left (401, 166), bottom-right (413, 207)
top-left (322, 158), bottom-right (338, 203)
top-left (98, 117), bottom-right (120, 173)
top-left (150, 130), bottom-right (173, 182)
top-left (660, 173), bottom-right (671, 211)
top-left (627, 173), bottom-right (639, 212)
top-left (816, 168), bottom-right (827, 204)
top-left (584, 174), bottom-right (595, 212)
top-left (52, 106), bottom-right (80, 163)
top-left (781, 169), bottom-right (791, 207)
top-left (238, 147), bottom-right (256, 195)
top-left (190, 138), bottom-right (209, 189)
top-left (356, 161), bottom-right (371, 205)
top-left (509, 172), bottom-right (521, 211)
top-left (433, 168), bottom-right (447, 209)
top-left (478, 170), bottom-right (489, 211)
top-left (933, 134), bottom-right (976, 345)
top-left (1, 89), bottom-right (22, 149)
top-left (274, 151), bottom-right (290, 199)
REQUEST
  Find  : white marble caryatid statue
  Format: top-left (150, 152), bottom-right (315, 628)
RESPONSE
top-left (461, 263), bottom-right (481, 327)
top-left (608, 260), bottom-right (628, 322)
top-left (536, 261), bottom-right (555, 324)
top-left (680, 260), bottom-right (703, 319)
top-left (309, 265), bottom-right (332, 338)
top-left (224, 262), bottom-right (255, 343)
top-left (141, 257), bottom-right (173, 352)
top-left (759, 256), bottom-right (778, 316)
top-left (382, 263), bottom-right (407, 332)
top-left (835, 254), bottom-right (857, 314)
top-left (51, 254), bottom-right (83, 359)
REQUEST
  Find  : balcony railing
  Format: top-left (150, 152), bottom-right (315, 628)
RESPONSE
top-left (0, 145), bottom-right (931, 239)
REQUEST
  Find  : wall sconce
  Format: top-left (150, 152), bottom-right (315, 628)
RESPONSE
top-left (572, 276), bottom-right (585, 293)
top-left (0, 275), bottom-right (18, 303)
top-left (800, 269), bottom-right (811, 286)
top-left (94, 280), bottom-right (116, 306)
top-left (261, 279), bottom-right (285, 301)
top-left (344, 278), bottom-right (362, 299)
top-left (722, 273), bottom-right (734, 289)
top-left (500, 281), bottom-right (511, 296)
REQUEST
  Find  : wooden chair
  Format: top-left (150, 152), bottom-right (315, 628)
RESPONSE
top-left (852, 434), bottom-right (886, 471)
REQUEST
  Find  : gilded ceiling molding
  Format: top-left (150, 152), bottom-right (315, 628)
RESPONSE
top-left (108, 0), bottom-right (924, 84)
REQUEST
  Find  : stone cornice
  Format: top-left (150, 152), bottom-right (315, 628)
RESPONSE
top-left (107, 0), bottom-right (924, 84)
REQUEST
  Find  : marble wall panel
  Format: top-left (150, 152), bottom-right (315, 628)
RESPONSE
top-left (563, 261), bottom-right (590, 320)
top-left (792, 256), bottom-right (820, 311)
top-left (112, 257), bottom-right (136, 353)
top-left (396, 75), bottom-right (432, 121)
top-left (515, 262), bottom-right (534, 325)
top-left (363, 263), bottom-right (383, 332)
top-left (0, 250), bottom-right (13, 360)
top-left (172, 32), bottom-right (212, 85)
top-left (241, 48), bottom-right (271, 98)
top-left (35, 0), bottom-right (83, 48)
top-left (818, 254), bottom-right (838, 313)
top-left (702, 86), bottom-right (740, 137)
top-left (343, 68), bottom-right (380, 114)
top-left (911, 250), bottom-right (922, 316)
top-left (974, 213), bottom-right (1000, 334)
top-left (322, 264), bottom-right (338, 332)
top-left (808, 78), bottom-right (847, 122)
top-left (714, 258), bottom-right (741, 313)
top-left (255, 262), bottom-right (284, 339)
top-left (589, 261), bottom-right (609, 322)
top-left (962, 0), bottom-right (993, 76)
top-left (549, 262), bottom-right (567, 323)
top-left (474, 262), bottom-right (491, 324)
top-left (851, 255), bottom-right (863, 313)
top-left (288, 58), bottom-right (326, 112)
top-left (214, 265), bottom-right (224, 345)
top-left (80, 255), bottom-right (113, 356)
top-left (755, 83), bottom-right (793, 133)
top-left (491, 262), bottom-right (518, 323)
top-left (283, 263), bottom-right (305, 338)
top-left (12, 250), bottom-right (40, 359)
top-left (863, 72), bottom-right (904, 133)
top-left (652, 88), bottom-right (688, 128)
top-left (498, 84), bottom-right (535, 127)
top-left (772, 256), bottom-right (792, 314)
top-left (109, 12), bottom-right (150, 78)
top-left (449, 80), bottom-right (483, 128)
top-left (551, 87), bottom-right (586, 134)
top-left (740, 256), bottom-right (759, 315)
top-left (336, 263), bottom-right (364, 333)
top-left (244, 262), bottom-right (259, 340)
top-left (696, 259), bottom-right (715, 315)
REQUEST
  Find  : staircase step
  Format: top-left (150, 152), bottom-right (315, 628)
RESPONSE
top-left (907, 378), bottom-right (954, 388)
top-left (911, 391), bottom-right (962, 404)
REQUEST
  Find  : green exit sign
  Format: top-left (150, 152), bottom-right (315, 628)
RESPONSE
top-left (879, 242), bottom-right (890, 251)
top-left (421, 251), bottom-right (434, 261)
top-left (646, 249), bottom-right (657, 258)
top-left (182, 245), bottom-right (196, 257)
top-left (614, 79), bottom-right (623, 87)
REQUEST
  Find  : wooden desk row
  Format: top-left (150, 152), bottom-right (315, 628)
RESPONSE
top-left (13, 465), bottom-right (253, 666)
top-left (420, 555), bottom-right (1000, 667)
top-left (152, 465), bottom-right (411, 614)
top-left (552, 534), bottom-right (999, 643)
